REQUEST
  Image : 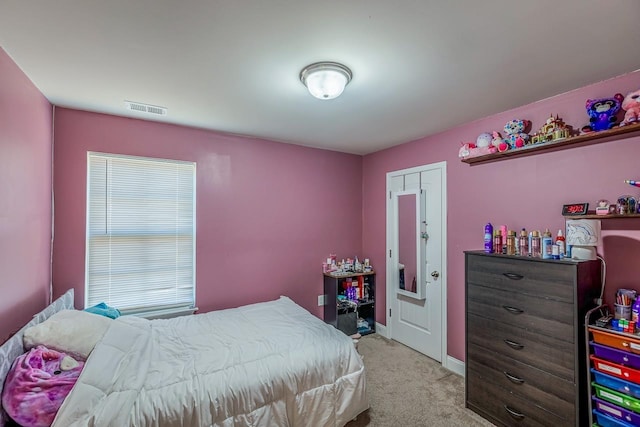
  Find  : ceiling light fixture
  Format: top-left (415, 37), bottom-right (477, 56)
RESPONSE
top-left (299, 62), bottom-right (352, 100)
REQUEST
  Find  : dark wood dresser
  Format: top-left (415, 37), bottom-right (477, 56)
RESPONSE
top-left (465, 251), bottom-right (601, 427)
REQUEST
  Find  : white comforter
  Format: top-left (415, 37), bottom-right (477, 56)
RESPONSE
top-left (53, 297), bottom-right (367, 427)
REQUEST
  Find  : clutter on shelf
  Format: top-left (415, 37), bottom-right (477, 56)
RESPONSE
top-left (322, 253), bottom-right (373, 276)
top-left (458, 85), bottom-right (640, 164)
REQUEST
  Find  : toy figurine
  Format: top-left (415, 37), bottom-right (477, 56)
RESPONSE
top-left (595, 200), bottom-right (611, 216)
top-left (530, 114), bottom-right (572, 143)
top-left (581, 93), bottom-right (624, 132)
top-left (620, 89), bottom-right (640, 126)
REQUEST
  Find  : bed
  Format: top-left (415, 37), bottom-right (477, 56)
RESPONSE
top-left (0, 291), bottom-right (368, 427)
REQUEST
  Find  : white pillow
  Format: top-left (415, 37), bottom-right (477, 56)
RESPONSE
top-left (23, 309), bottom-right (111, 359)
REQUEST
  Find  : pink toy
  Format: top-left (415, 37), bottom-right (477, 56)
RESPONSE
top-left (458, 142), bottom-right (475, 158)
top-left (458, 142), bottom-right (497, 159)
top-left (491, 131), bottom-right (509, 152)
top-left (2, 346), bottom-right (84, 427)
top-left (620, 89), bottom-right (640, 126)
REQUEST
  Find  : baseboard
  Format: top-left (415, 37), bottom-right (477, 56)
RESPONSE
top-left (374, 322), bottom-right (387, 338)
top-left (446, 355), bottom-right (464, 376)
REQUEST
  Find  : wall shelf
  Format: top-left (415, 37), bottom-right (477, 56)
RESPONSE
top-left (564, 213), bottom-right (640, 220)
top-left (461, 123), bottom-right (640, 165)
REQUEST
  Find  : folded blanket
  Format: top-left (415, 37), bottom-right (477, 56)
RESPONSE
top-left (84, 302), bottom-right (121, 319)
top-left (1, 346), bottom-right (84, 427)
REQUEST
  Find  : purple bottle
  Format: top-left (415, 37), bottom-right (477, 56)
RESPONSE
top-left (484, 223), bottom-right (494, 253)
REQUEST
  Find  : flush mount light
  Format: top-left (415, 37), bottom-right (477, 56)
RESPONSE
top-left (299, 62), bottom-right (352, 100)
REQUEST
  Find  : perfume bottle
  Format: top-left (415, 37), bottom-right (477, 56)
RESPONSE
top-left (493, 230), bottom-right (503, 255)
top-left (531, 230), bottom-right (541, 258)
top-left (518, 229), bottom-right (528, 256)
top-left (542, 229), bottom-right (553, 259)
top-left (506, 230), bottom-right (516, 255)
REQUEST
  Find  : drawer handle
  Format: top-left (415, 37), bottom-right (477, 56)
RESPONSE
top-left (503, 272), bottom-right (524, 280)
top-left (502, 305), bottom-right (524, 315)
top-left (503, 371), bottom-right (525, 384)
top-left (504, 405), bottom-right (525, 420)
top-left (504, 339), bottom-right (524, 350)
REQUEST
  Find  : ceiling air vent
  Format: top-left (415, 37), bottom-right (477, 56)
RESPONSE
top-left (124, 101), bottom-right (167, 116)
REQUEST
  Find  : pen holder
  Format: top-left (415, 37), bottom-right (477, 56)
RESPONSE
top-left (615, 303), bottom-right (632, 320)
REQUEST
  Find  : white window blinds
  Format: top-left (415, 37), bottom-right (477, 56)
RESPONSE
top-left (86, 153), bottom-right (196, 315)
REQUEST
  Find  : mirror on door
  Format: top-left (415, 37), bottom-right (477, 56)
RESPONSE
top-left (394, 189), bottom-right (425, 300)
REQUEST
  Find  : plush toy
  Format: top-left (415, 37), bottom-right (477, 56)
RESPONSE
top-left (491, 131), bottom-right (509, 152)
top-left (582, 93), bottom-right (624, 132)
top-left (620, 89), bottom-right (640, 126)
top-left (503, 119), bottom-right (530, 148)
top-left (458, 142), bottom-right (475, 158)
top-left (476, 132), bottom-right (492, 148)
top-left (458, 141), bottom-right (497, 159)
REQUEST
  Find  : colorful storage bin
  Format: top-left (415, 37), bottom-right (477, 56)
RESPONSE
top-left (592, 342), bottom-right (640, 369)
top-left (592, 369), bottom-right (640, 400)
top-left (590, 328), bottom-right (640, 355)
top-left (593, 409), bottom-right (636, 427)
top-left (591, 355), bottom-right (640, 383)
top-left (593, 382), bottom-right (640, 413)
top-left (593, 397), bottom-right (640, 425)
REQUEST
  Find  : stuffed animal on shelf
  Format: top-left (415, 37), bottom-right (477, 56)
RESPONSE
top-left (503, 119), bottom-right (530, 148)
top-left (475, 132), bottom-right (493, 148)
top-left (620, 89), bottom-right (640, 126)
top-left (582, 93), bottom-right (624, 132)
top-left (491, 131), bottom-right (509, 152)
top-left (458, 141), bottom-right (497, 159)
top-left (458, 142), bottom-right (475, 158)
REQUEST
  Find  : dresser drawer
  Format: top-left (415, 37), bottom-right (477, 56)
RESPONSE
top-left (467, 283), bottom-right (574, 340)
top-left (467, 342), bottom-right (574, 417)
top-left (467, 371), bottom-right (571, 427)
top-left (468, 313), bottom-right (575, 380)
top-left (467, 254), bottom-right (575, 303)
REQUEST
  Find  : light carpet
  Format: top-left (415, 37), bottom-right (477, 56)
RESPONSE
top-left (346, 334), bottom-right (495, 427)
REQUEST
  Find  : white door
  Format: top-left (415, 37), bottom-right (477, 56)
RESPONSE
top-left (386, 162), bottom-right (446, 363)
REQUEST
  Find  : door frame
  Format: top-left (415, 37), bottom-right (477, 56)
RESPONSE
top-left (385, 161), bottom-right (448, 367)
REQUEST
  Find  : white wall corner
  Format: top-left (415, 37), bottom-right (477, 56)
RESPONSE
top-left (375, 322), bottom-right (388, 338)
top-left (445, 355), bottom-right (465, 377)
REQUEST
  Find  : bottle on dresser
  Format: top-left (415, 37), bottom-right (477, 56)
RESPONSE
top-left (555, 230), bottom-right (566, 258)
top-left (542, 229), bottom-right (554, 259)
top-left (530, 231), bottom-right (541, 258)
top-left (519, 229), bottom-right (528, 256)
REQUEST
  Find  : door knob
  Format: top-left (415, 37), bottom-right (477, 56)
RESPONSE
top-left (431, 271), bottom-right (439, 279)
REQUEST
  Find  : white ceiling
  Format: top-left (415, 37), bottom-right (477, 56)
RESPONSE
top-left (1, 1), bottom-right (639, 155)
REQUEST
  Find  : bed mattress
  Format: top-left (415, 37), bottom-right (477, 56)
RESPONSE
top-left (52, 296), bottom-right (367, 426)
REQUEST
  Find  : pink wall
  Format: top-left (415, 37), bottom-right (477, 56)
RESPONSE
top-left (0, 48), bottom-right (53, 342)
top-left (52, 108), bottom-right (363, 317)
top-left (363, 70), bottom-right (640, 362)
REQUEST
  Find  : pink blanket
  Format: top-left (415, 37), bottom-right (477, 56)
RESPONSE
top-left (1, 346), bottom-right (84, 427)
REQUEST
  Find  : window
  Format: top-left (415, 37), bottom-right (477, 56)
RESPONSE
top-left (86, 153), bottom-right (196, 316)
